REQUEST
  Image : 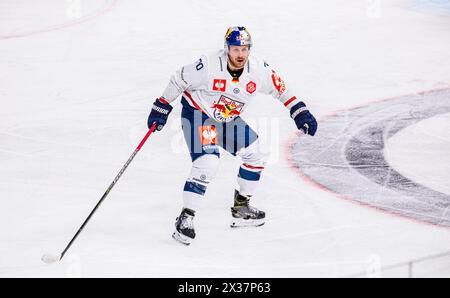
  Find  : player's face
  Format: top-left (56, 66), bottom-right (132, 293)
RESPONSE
top-left (228, 45), bottom-right (250, 69)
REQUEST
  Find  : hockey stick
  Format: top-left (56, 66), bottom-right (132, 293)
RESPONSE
top-left (42, 122), bottom-right (157, 264)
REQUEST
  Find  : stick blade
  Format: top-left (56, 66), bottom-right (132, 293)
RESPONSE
top-left (41, 253), bottom-right (61, 264)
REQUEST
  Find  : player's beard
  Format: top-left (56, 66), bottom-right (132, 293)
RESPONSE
top-left (229, 56), bottom-right (247, 70)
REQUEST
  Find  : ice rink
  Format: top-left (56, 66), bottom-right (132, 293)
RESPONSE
top-left (1, 0), bottom-right (449, 277)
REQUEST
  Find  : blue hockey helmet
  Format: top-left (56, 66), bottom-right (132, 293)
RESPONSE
top-left (224, 26), bottom-right (252, 49)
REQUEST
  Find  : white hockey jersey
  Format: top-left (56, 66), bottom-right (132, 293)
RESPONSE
top-left (161, 49), bottom-right (302, 123)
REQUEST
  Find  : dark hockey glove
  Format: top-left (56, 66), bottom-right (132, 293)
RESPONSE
top-left (290, 101), bottom-right (317, 136)
top-left (148, 98), bottom-right (173, 131)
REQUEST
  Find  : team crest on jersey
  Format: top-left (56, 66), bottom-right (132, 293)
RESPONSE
top-left (212, 79), bottom-right (227, 92)
top-left (198, 125), bottom-right (218, 145)
top-left (271, 70), bottom-right (286, 95)
top-left (211, 95), bottom-right (244, 122)
top-left (246, 81), bottom-right (256, 94)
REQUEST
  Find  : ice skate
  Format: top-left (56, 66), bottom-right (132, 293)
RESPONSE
top-left (172, 208), bottom-right (196, 245)
top-left (230, 190), bottom-right (265, 228)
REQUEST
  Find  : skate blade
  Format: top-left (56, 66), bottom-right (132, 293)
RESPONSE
top-left (172, 230), bottom-right (192, 245)
top-left (230, 217), bottom-right (265, 228)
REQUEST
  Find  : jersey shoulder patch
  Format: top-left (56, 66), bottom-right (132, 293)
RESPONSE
top-left (270, 69), bottom-right (287, 96)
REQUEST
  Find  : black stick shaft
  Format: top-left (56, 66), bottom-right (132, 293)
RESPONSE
top-left (59, 124), bottom-right (156, 261)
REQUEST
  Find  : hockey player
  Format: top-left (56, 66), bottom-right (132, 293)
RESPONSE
top-left (147, 26), bottom-right (317, 245)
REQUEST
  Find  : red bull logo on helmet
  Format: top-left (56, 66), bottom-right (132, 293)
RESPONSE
top-left (224, 26), bottom-right (252, 47)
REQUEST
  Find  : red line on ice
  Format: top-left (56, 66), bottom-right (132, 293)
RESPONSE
top-left (0, 0), bottom-right (119, 40)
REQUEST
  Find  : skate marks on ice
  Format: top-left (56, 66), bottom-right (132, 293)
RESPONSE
top-left (289, 88), bottom-right (450, 227)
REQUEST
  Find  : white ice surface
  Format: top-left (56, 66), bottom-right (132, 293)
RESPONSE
top-left (386, 112), bottom-right (450, 196)
top-left (0, 0), bottom-right (450, 277)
